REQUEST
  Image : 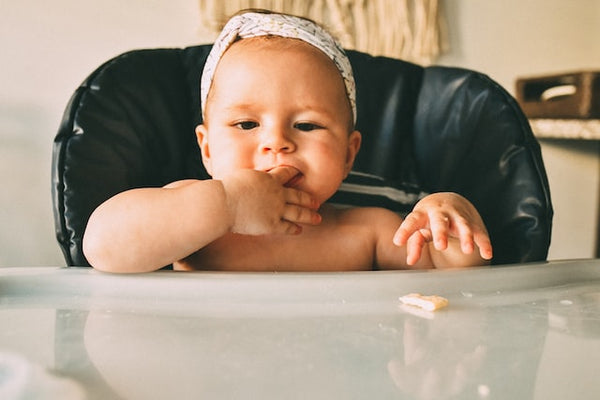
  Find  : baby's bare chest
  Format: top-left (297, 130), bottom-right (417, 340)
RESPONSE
top-left (180, 223), bottom-right (376, 272)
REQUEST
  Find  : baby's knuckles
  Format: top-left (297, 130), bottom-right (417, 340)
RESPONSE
top-left (220, 169), bottom-right (287, 234)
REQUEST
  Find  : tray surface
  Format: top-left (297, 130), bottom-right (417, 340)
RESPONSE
top-left (1, 260), bottom-right (600, 399)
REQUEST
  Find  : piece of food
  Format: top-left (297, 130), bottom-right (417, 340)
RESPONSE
top-left (399, 293), bottom-right (448, 311)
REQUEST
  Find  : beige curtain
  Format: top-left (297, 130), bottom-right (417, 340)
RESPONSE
top-left (198, 0), bottom-right (446, 65)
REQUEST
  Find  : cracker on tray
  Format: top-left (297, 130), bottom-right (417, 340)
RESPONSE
top-left (399, 293), bottom-right (448, 311)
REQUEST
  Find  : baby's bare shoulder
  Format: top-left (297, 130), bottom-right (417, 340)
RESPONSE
top-left (335, 206), bottom-right (402, 226)
top-left (163, 179), bottom-right (199, 189)
top-left (333, 206), bottom-right (408, 269)
top-left (329, 207), bottom-right (402, 241)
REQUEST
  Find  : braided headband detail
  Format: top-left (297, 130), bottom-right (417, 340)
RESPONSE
top-left (200, 12), bottom-right (357, 125)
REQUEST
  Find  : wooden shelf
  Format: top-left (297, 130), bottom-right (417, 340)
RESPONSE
top-left (529, 119), bottom-right (600, 140)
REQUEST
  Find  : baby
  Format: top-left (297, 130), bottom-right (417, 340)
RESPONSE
top-left (83, 10), bottom-right (493, 273)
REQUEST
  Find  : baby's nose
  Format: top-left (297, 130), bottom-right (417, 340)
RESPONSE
top-left (260, 130), bottom-right (296, 153)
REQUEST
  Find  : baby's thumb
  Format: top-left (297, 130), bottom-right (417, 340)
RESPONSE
top-left (268, 166), bottom-right (300, 185)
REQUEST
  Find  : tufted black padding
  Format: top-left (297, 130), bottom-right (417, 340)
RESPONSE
top-left (52, 45), bottom-right (552, 267)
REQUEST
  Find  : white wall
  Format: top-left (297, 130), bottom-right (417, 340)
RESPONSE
top-left (0, 0), bottom-right (212, 266)
top-left (438, 0), bottom-right (600, 95)
top-left (1, 1), bottom-right (598, 266)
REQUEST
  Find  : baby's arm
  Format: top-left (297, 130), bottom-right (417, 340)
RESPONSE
top-left (83, 166), bottom-right (320, 273)
top-left (391, 192), bottom-right (493, 268)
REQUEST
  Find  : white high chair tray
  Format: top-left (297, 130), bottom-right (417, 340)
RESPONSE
top-left (1, 259), bottom-right (600, 399)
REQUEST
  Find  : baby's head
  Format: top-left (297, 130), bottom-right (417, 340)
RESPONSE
top-left (200, 9), bottom-right (356, 127)
top-left (197, 10), bottom-right (361, 205)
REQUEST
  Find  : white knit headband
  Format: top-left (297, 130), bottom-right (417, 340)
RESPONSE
top-left (200, 12), bottom-right (357, 125)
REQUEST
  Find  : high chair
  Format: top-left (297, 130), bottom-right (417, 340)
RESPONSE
top-left (52, 45), bottom-right (553, 267)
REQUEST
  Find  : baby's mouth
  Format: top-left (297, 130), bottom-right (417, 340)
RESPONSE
top-left (284, 171), bottom-right (304, 188)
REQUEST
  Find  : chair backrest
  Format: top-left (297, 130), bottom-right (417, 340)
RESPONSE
top-left (52, 45), bottom-right (553, 267)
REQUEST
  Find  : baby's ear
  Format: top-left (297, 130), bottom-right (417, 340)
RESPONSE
top-left (344, 130), bottom-right (362, 176)
top-left (195, 124), bottom-right (212, 175)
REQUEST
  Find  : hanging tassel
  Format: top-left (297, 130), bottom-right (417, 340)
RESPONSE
top-left (197, 0), bottom-right (445, 65)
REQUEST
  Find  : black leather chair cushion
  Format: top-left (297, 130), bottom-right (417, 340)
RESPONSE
top-left (52, 45), bottom-right (552, 267)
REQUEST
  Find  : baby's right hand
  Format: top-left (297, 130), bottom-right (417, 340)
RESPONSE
top-left (221, 166), bottom-right (321, 235)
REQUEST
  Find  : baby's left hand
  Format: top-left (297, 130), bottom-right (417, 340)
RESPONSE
top-left (393, 192), bottom-right (493, 266)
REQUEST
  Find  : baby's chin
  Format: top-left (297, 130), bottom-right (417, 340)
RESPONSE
top-left (311, 186), bottom-right (341, 208)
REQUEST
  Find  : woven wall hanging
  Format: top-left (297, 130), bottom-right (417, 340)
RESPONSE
top-left (198, 0), bottom-right (446, 65)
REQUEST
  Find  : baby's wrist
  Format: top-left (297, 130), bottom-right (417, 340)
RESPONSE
top-left (216, 178), bottom-right (238, 232)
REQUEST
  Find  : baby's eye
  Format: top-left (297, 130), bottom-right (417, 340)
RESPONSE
top-left (235, 121), bottom-right (259, 130)
top-left (294, 122), bottom-right (323, 132)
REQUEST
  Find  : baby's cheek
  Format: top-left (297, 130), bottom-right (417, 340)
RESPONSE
top-left (215, 153), bottom-right (254, 174)
top-left (313, 166), bottom-right (348, 203)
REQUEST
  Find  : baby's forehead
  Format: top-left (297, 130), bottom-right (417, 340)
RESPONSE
top-left (214, 37), bottom-right (348, 96)
top-left (225, 36), bottom-right (333, 62)
top-left (216, 37), bottom-right (347, 94)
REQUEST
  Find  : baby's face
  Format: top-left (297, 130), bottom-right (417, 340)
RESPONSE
top-left (197, 37), bottom-right (361, 205)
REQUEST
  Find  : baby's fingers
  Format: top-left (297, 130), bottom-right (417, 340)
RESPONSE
top-left (282, 204), bottom-right (322, 226)
top-left (268, 165), bottom-right (300, 185)
top-left (443, 215), bottom-right (474, 254)
top-left (429, 213), bottom-right (451, 251)
top-left (474, 230), bottom-right (493, 260)
top-left (406, 229), bottom-right (431, 265)
top-left (284, 188), bottom-right (320, 210)
top-left (393, 211), bottom-right (427, 246)
top-left (276, 220), bottom-right (303, 235)
top-left (454, 219), bottom-right (494, 260)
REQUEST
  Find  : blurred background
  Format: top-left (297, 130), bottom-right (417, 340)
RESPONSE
top-left (1, 0), bottom-right (599, 267)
